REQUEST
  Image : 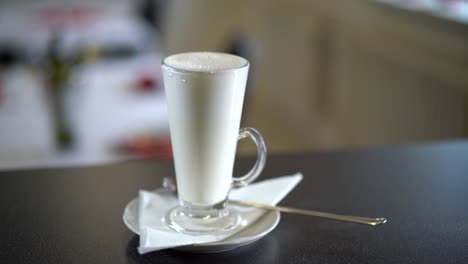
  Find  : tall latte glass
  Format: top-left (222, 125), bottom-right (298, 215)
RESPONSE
top-left (161, 52), bottom-right (267, 235)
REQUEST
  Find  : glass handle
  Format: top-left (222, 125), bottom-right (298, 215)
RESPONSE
top-left (232, 127), bottom-right (267, 187)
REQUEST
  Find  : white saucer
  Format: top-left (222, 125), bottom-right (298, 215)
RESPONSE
top-left (123, 188), bottom-right (280, 253)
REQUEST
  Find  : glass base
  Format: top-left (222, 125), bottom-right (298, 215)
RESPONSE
top-left (165, 200), bottom-right (244, 235)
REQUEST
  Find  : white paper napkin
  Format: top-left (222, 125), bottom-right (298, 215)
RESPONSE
top-left (138, 173), bottom-right (303, 254)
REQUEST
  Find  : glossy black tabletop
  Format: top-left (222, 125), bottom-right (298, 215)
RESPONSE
top-left (1, 141), bottom-right (468, 264)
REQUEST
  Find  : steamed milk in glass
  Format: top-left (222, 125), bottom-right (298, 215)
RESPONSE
top-left (162, 52), bottom-right (266, 235)
top-left (163, 53), bottom-right (249, 205)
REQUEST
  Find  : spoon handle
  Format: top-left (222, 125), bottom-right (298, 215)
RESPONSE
top-left (229, 200), bottom-right (387, 226)
top-left (162, 177), bottom-right (386, 226)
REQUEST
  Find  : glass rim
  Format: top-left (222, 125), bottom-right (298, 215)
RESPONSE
top-left (161, 52), bottom-right (250, 74)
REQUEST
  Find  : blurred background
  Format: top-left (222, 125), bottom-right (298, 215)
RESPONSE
top-left (1, 0), bottom-right (467, 169)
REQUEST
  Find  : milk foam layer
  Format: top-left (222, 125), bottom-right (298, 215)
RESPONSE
top-left (163, 52), bottom-right (248, 72)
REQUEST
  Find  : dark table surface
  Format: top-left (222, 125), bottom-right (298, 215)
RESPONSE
top-left (1, 141), bottom-right (468, 264)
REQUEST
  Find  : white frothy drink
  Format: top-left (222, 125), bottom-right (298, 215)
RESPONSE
top-left (162, 52), bottom-right (249, 205)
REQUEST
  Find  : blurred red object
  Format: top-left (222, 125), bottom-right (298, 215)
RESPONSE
top-left (135, 74), bottom-right (160, 92)
top-left (117, 136), bottom-right (172, 160)
top-left (36, 7), bottom-right (100, 28)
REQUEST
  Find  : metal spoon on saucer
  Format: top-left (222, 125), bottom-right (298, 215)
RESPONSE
top-left (162, 177), bottom-right (387, 226)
